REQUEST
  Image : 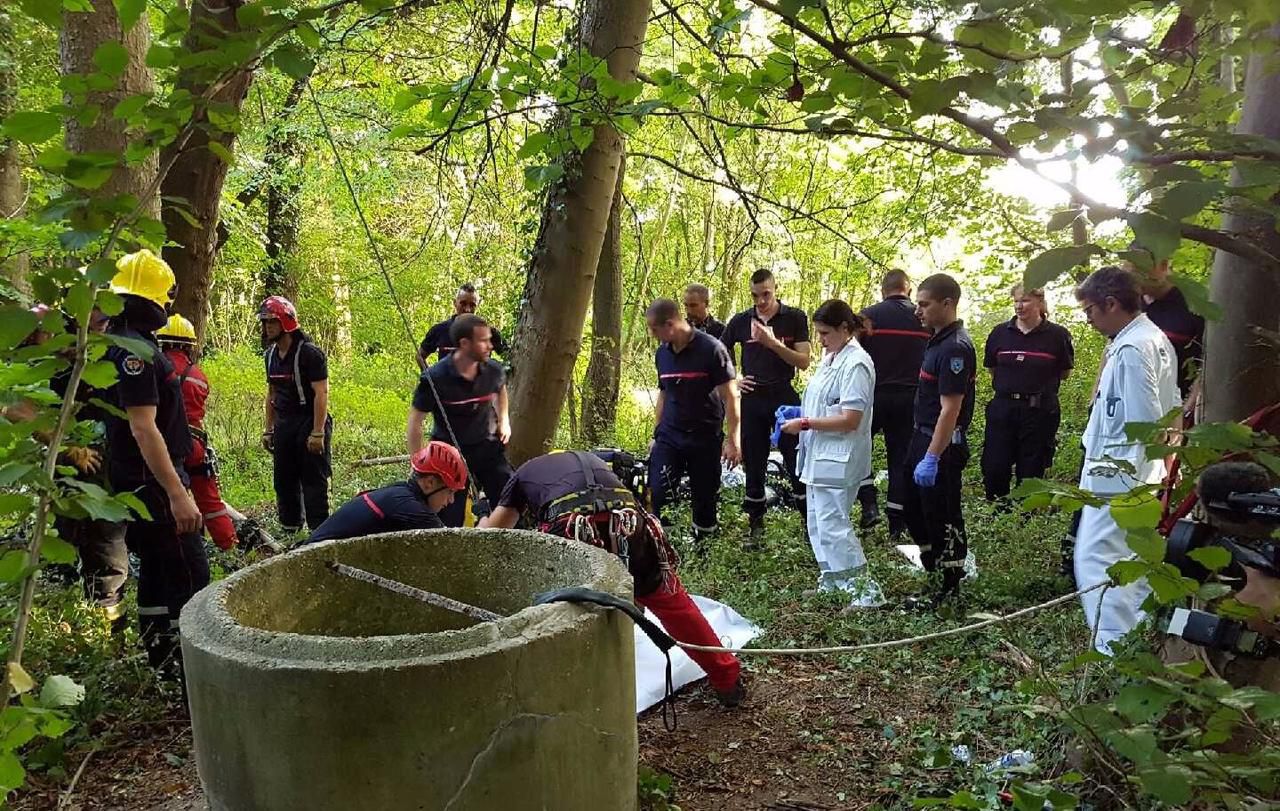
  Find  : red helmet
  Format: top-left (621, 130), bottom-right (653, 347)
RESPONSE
top-left (257, 296), bottom-right (298, 332)
top-left (411, 442), bottom-right (467, 491)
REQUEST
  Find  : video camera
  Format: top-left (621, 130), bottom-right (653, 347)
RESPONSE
top-left (591, 448), bottom-right (651, 509)
top-left (1162, 461), bottom-right (1280, 658)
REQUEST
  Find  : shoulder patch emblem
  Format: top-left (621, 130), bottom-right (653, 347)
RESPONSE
top-left (122, 355), bottom-right (146, 376)
top-left (949, 356), bottom-right (965, 374)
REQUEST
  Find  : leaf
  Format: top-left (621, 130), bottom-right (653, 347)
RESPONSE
top-left (1006, 121), bottom-right (1041, 145)
top-left (516, 131), bottom-right (551, 160)
top-left (1169, 273), bottom-right (1222, 321)
top-left (0, 751), bottom-right (25, 793)
top-left (1187, 545), bottom-right (1232, 572)
top-left (569, 126), bottom-right (595, 153)
top-left (1114, 683), bottom-right (1177, 722)
top-left (1139, 766), bottom-right (1192, 806)
top-left (1122, 528), bottom-right (1164, 563)
top-left (40, 675), bottom-right (85, 708)
top-left (1024, 245), bottom-right (1099, 288)
top-left (0, 551), bottom-right (30, 583)
top-left (1107, 559), bottom-right (1148, 586)
top-left (40, 536), bottom-right (78, 565)
top-left (0, 305), bottom-right (39, 351)
top-left (112, 0), bottom-right (145, 30)
top-left (113, 93), bottom-right (151, 120)
top-left (145, 45), bottom-right (174, 69)
top-left (207, 140), bottom-right (235, 166)
top-left (296, 22), bottom-right (322, 50)
top-left (1103, 726), bottom-right (1159, 764)
top-left (1046, 208), bottom-right (1082, 233)
top-left (271, 46), bottom-right (315, 80)
top-left (2, 111), bottom-right (62, 144)
top-left (1111, 494), bottom-right (1161, 531)
top-left (908, 79), bottom-right (957, 116)
top-left (19, 0), bottom-right (64, 28)
top-left (93, 41), bottom-right (130, 78)
top-left (1154, 181), bottom-right (1221, 221)
top-left (104, 332), bottom-right (154, 359)
top-left (1219, 686), bottom-right (1280, 721)
top-left (7, 663), bottom-right (35, 695)
top-left (1127, 212), bottom-right (1180, 261)
top-left (80, 360), bottom-right (119, 389)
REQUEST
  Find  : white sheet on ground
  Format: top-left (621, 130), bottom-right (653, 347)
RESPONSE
top-left (634, 594), bottom-right (761, 713)
top-left (895, 544), bottom-right (979, 580)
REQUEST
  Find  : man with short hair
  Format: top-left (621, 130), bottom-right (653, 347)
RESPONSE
top-left (646, 298), bottom-right (741, 542)
top-left (857, 269), bottom-right (929, 536)
top-left (1127, 247), bottom-right (1204, 404)
top-left (722, 269), bottom-right (811, 546)
top-left (407, 313), bottom-right (513, 527)
top-left (1074, 265), bottom-right (1179, 653)
top-left (903, 273), bottom-right (976, 604)
top-left (417, 283), bottom-right (509, 369)
top-left (683, 283), bottom-right (725, 340)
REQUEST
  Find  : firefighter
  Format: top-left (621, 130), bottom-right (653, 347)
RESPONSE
top-left (980, 284), bottom-right (1074, 503)
top-left (156, 315), bottom-right (238, 551)
top-left (722, 269), bottom-right (811, 547)
top-left (683, 283), bottom-right (726, 340)
top-left (417, 283), bottom-right (509, 369)
top-left (307, 442), bottom-right (466, 543)
top-left (856, 270), bottom-right (929, 536)
top-left (1127, 246), bottom-right (1204, 408)
top-left (903, 274), bottom-right (977, 605)
top-left (102, 250), bottom-right (209, 671)
top-left (1074, 266), bottom-right (1179, 653)
top-left (407, 313), bottom-right (512, 527)
top-left (645, 298), bottom-right (741, 542)
top-left (260, 295), bottom-right (332, 534)
top-left (479, 450), bottom-right (745, 707)
top-left (777, 300), bottom-right (883, 608)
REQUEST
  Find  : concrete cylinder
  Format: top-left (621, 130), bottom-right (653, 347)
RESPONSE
top-left (180, 529), bottom-right (638, 811)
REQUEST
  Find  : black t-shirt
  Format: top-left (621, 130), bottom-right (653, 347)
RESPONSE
top-left (1143, 286), bottom-right (1204, 397)
top-left (498, 451), bottom-right (633, 520)
top-left (308, 480), bottom-right (443, 543)
top-left (104, 323), bottom-right (192, 490)
top-left (722, 302), bottom-right (809, 389)
top-left (914, 320), bottom-right (977, 431)
top-left (860, 295), bottom-right (930, 392)
top-left (266, 337), bottom-right (328, 419)
top-left (419, 316), bottom-right (508, 363)
top-left (983, 318), bottom-right (1074, 399)
top-left (412, 357), bottom-right (505, 446)
top-left (655, 330), bottom-right (735, 438)
top-left (691, 315), bottom-right (725, 341)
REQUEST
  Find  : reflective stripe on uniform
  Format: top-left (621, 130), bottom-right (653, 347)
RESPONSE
top-left (138, 605), bottom-right (169, 616)
top-left (361, 492), bottom-right (385, 519)
top-left (203, 508), bottom-right (229, 520)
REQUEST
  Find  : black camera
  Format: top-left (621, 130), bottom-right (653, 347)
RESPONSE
top-left (591, 448), bottom-right (651, 508)
top-left (1161, 462), bottom-right (1280, 657)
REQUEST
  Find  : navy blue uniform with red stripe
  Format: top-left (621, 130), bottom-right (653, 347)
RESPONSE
top-left (307, 480), bottom-right (444, 543)
top-left (857, 294), bottom-right (930, 533)
top-left (412, 357), bottom-right (513, 526)
top-left (1143, 286), bottom-right (1203, 399)
top-left (265, 334), bottom-right (332, 531)
top-left (648, 330), bottom-right (736, 536)
top-left (980, 318), bottom-right (1074, 501)
top-left (904, 320), bottom-right (976, 583)
top-left (420, 315), bottom-right (508, 363)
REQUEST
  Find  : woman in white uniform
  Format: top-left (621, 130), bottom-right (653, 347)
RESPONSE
top-left (780, 299), bottom-right (883, 608)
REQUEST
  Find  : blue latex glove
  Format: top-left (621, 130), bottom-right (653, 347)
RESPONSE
top-left (771, 405), bottom-right (804, 447)
top-left (913, 452), bottom-right (940, 487)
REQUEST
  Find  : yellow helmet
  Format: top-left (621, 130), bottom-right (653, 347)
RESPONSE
top-left (110, 249), bottom-right (175, 307)
top-left (157, 314), bottom-right (197, 344)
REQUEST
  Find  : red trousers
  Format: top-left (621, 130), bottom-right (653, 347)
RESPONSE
top-left (637, 575), bottom-right (740, 693)
top-left (187, 437), bottom-right (236, 551)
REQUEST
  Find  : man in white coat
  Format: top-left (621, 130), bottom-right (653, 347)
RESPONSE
top-left (1075, 266), bottom-right (1180, 653)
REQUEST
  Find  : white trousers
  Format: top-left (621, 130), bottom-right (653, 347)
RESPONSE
top-left (1075, 504), bottom-right (1151, 654)
top-left (805, 483), bottom-right (867, 592)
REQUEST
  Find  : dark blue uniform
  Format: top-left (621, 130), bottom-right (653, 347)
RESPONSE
top-left (1143, 286), bottom-right (1203, 399)
top-left (691, 315), bottom-right (726, 341)
top-left (649, 330), bottom-right (735, 536)
top-left (981, 318), bottom-right (1074, 501)
top-left (105, 319), bottom-right (209, 669)
top-left (420, 316), bottom-right (508, 363)
top-left (307, 480), bottom-right (444, 543)
top-left (857, 295), bottom-right (930, 533)
top-left (903, 320), bottom-right (976, 585)
top-left (722, 303), bottom-right (809, 526)
top-left (265, 334), bottom-right (331, 531)
top-left (411, 357), bottom-right (512, 527)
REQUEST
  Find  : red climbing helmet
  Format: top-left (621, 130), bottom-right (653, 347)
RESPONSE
top-left (257, 295), bottom-right (299, 332)
top-left (411, 442), bottom-right (467, 491)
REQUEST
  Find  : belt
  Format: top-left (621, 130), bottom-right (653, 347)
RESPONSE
top-left (996, 392), bottom-right (1056, 408)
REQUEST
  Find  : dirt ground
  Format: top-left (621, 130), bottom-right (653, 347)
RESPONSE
top-left (19, 658), bottom-right (933, 811)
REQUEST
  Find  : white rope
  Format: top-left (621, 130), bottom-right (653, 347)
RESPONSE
top-left (675, 581), bottom-right (1108, 655)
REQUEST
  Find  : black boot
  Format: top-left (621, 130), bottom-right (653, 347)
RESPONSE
top-left (859, 499), bottom-right (881, 531)
top-left (744, 516), bottom-right (764, 551)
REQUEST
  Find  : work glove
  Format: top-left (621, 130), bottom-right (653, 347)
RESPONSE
top-left (471, 496), bottom-right (491, 520)
top-left (64, 445), bottom-right (102, 475)
top-left (261, 431), bottom-right (275, 453)
top-left (913, 452), bottom-right (940, 488)
top-left (771, 405), bottom-right (803, 448)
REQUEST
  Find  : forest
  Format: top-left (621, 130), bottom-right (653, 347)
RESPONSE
top-left (1, 0), bottom-right (1279, 808)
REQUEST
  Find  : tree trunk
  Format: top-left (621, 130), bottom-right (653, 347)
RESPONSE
top-left (263, 73), bottom-right (312, 299)
top-left (581, 154), bottom-right (626, 448)
top-left (1203, 22), bottom-right (1280, 427)
top-left (0, 8), bottom-right (29, 290)
top-left (506, 0), bottom-right (654, 465)
top-left (161, 0), bottom-right (254, 344)
top-left (60, 1), bottom-right (158, 220)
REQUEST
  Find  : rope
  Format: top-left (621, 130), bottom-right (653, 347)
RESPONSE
top-left (327, 561), bottom-right (503, 623)
top-left (672, 581), bottom-right (1110, 655)
top-left (309, 86), bottom-right (476, 500)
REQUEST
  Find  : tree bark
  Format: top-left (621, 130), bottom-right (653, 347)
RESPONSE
top-left (581, 153), bottom-right (626, 448)
top-left (1203, 22), bottom-right (1280, 427)
top-left (505, 0), bottom-right (654, 464)
top-left (0, 8), bottom-right (29, 290)
top-left (161, 0), bottom-right (254, 344)
top-left (263, 72), bottom-right (312, 300)
top-left (60, 0), bottom-right (159, 220)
